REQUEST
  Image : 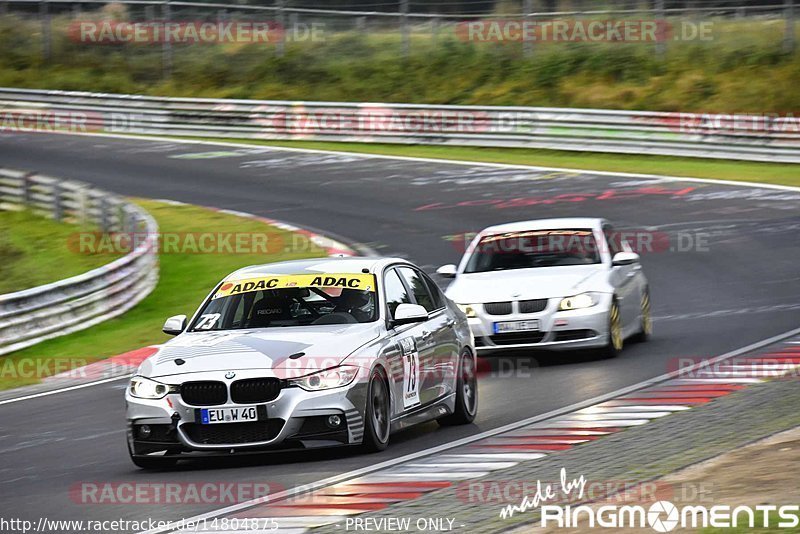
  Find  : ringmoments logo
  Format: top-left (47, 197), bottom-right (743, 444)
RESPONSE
top-left (498, 469), bottom-right (800, 531)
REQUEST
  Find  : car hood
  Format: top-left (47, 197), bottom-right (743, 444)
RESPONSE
top-left (138, 323), bottom-right (382, 379)
top-left (446, 265), bottom-right (608, 303)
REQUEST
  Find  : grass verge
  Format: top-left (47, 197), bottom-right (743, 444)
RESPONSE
top-left (181, 137), bottom-right (800, 187)
top-left (0, 199), bottom-right (325, 390)
top-left (0, 209), bottom-right (110, 294)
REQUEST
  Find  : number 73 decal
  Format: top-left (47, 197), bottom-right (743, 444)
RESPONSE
top-left (399, 337), bottom-right (420, 409)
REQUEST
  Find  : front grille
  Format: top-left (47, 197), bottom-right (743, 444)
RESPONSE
top-left (181, 381), bottom-right (227, 406)
top-left (183, 420), bottom-right (284, 445)
top-left (484, 302), bottom-right (512, 315)
top-left (553, 329), bottom-right (597, 342)
top-left (230, 378), bottom-right (283, 404)
top-left (490, 332), bottom-right (546, 346)
top-left (519, 299), bottom-right (548, 313)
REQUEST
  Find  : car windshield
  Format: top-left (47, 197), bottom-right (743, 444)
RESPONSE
top-left (189, 273), bottom-right (378, 330)
top-left (464, 229), bottom-right (601, 273)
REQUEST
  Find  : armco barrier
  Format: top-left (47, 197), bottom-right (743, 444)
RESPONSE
top-left (0, 87), bottom-right (798, 163)
top-left (0, 168), bottom-right (159, 356)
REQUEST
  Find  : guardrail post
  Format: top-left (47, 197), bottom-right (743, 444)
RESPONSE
top-left (52, 182), bottom-right (63, 221)
top-left (99, 195), bottom-right (110, 233)
top-left (40, 0), bottom-right (51, 61)
top-left (22, 173), bottom-right (33, 207)
top-left (400, 0), bottom-right (409, 59)
top-left (523, 0), bottom-right (533, 58)
top-left (654, 0), bottom-right (666, 58)
top-left (162, 0), bottom-right (173, 79)
top-left (785, 0), bottom-right (796, 54)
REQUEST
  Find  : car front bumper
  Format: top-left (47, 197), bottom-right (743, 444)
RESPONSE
top-left (125, 369), bottom-right (369, 456)
top-left (465, 294), bottom-right (612, 352)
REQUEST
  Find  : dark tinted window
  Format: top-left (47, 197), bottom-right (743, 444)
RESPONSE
top-left (384, 269), bottom-right (411, 318)
top-left (422, 272), bottom-right (445, 310)
top-left (464, 229), bottom-right (601, 273)
top-left (398, 267), bottom-right (437, 312)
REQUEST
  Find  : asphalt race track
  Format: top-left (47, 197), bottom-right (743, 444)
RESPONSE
top-left (1, 132), bottom-right (800, 530)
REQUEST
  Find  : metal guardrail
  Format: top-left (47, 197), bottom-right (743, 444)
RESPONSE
top-left (1, 87), bottom-right (798, 162)
top-left (0, 168), bottom-right (159, 356)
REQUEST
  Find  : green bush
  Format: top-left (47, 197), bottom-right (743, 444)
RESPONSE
top-left (0, 14), bottom-right (798, 112)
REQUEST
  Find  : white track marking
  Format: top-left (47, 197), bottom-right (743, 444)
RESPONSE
top-left (138, 326), bottom-right (800, 534)
top-left (0, 375), bottom-right (132, 406)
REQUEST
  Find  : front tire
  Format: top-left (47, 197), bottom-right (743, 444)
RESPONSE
top-left (438, 350), bottom-right (478, 426)
top-left (361, 368), bottom-right (391, 452)
top-left (601, 300), bottom-right (624, 358)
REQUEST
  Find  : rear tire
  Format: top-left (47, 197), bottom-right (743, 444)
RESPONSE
top-left (601, 300), bottom-right (623, 358)
top-left (438, 350), bottom-right (478, 426)
top-left (361, 368), bottom-right (391, 452)
top-left (632, 289), bottom-right (652, 343)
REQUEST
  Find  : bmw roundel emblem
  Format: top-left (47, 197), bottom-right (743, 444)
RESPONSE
top-left (225, 371), bottom-right (236, 379)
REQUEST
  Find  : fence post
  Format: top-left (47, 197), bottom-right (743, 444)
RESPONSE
top-left (276, 0), bottom-right (286, 57)
top-left (162, 0), bottom-right (173, 79)
top-left (40, 0), bottom-right (51, 61)
top-left (400, 0), bottom-right (409, 59)
top-left (786, 0), bottom-right (796, 54)
top-left (654, 0), bottom-right (666, 58)
top-left (430, 16), bottom-right (438, 46)
top-left (523, 0), bottom-right (533, 58)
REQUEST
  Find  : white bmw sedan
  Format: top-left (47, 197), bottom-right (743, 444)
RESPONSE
top-left (437, 218), bottom-right (651, 356)
top-left (126, 257), bottom-right (476, 468)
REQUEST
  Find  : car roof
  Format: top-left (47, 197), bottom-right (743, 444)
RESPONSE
top-left (479, 218), bottom-right (607, 234)
top-left (223, 256), bottom-right (409, 281)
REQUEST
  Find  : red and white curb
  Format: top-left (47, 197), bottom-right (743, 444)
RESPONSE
top-left (160, 336), bottom-right (800, 533)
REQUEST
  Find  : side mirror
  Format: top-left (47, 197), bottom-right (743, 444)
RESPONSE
top-left (392, 303), bottom-right (429, 326)
top-left (163, 314), bottom-right (187, 336)
top-left (612, 252), bottom-right (640, 266)
top-left (436, 264), bottom-right (458, 279)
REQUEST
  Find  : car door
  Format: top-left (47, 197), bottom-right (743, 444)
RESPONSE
top-left (604, 224), bottom-right (638, 328)
top-left (382, 267), bottom-right (427, 415)
top-left (397, 266), bottom-right (458, 405)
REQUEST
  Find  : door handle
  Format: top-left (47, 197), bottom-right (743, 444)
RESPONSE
top-left (421, 330), bottom-right (432, 340)
top-left (446, 319), bottom-right (456, 327)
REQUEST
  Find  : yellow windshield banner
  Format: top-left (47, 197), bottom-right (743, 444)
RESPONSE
top-left (213, 273), bottom-right (376, 299)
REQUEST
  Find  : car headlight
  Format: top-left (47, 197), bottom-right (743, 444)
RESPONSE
top-left (456, 304), bottom-right (478, 318)
top-left (559, 293), bottom-right (597, 311)
top-left (289, 366), bottom-right (359, 391)
top-left (129, 376), bottom-right (174, 399)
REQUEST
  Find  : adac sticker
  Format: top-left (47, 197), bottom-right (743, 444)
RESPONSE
top-left (213, 273), bottom-right (375, 299)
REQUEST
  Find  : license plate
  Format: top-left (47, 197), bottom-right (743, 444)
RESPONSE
top-left (494, 320), bottom-right (539, 334)
top-left (200, 405), bottom-right (260, 424)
